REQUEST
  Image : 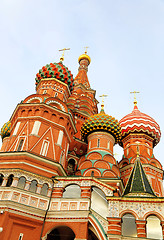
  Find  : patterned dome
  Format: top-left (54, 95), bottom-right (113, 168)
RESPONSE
top-left (81, 110), bottom-right (122, 144)
top-left (1, 121), bottom-right (11, 139)
top-left (119, 104), bottom-right (161, 146)
top-left (35, 61), bottom-right (74, 92)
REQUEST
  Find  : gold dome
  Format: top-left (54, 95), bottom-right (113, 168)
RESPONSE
top-left (78, 54), bottom-right (91, 64)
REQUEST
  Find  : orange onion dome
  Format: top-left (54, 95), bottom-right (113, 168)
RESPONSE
top-left (119, 104), bottom-right (161, 146)
top-left (35, 61), bottom-right (74, 92)
top-left (81, 110), bottom-right (122, 144)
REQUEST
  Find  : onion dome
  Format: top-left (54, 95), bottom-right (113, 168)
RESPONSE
top-left (119, 104), bottom-right (161, 146)
top-left (81, 108), bottom-right (122, 144)
top-left (35, 62), bottom-right (74, 92)
top-left (78, 53), bottom-right (91, 64)
top-left (1, 121), bottom-right (11, 139)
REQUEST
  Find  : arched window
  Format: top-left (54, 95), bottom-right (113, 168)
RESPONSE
top-left (29, 180), bottom-right (38, 193)
top-left (17, 139), bottom-right (24, 151)
top-left (17, 176), bottom-right (26, 189)
top-left (122, 162), bottom-right (128, 167)
top-left (47, 226), bottom-right (75, 240)
top-left (146, 215), bottom-right (163, 239)
top-left (6, 174), bottom-right (14, 187)
top-left (67, 159), bottom-right (76, 175)
top-left (91, 187), bottom-right (108, 219)
top-left (97, 139), bottom-right (100, 147)
top-left (122, 213), bottom-right (137, 237)
top-left (40, 183), bottom-right (48, 196)
top-left (0, 174), bottom-right (4, 186)
top-left (63, 184), bottom-right (81, 198)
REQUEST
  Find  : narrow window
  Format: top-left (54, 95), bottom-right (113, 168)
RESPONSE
top-left (122, 213), bottom-right (137, 237)
top-left (107, 141), bottom-right (110, 149)
top-left (13, 122), bottom-right (20, 136)
top-left (147, 148), bottom-right (150, 155)
top-left (40, 140), bottom-right (49, 156)
top-left (17, 177), bottom-right (26, 189)
top-left (18, 233), bottom-right (23, 240)
top-left (40, 183), bottom-right (48, 196)
top-left (89, 141), bottom-right (91, 149)
top-left (54, 92), bottom-right (58, 97)
top-left (67, 159), bottom-right (75, 175)
top-left (146, 215), bottom-right (163, 239)
top-left (6, 174), bottom-right (14, 187)
top-left (43, 90), bottom-right (47, 94)
top-left (97, 139), bottom-right (100, 147)
top-left (31, 121), bottom-right (41, 135)
top-left (66, 143), bottom-right (69, 158)
top-left (57, 130), bottom-right (63, 146)
top-left (29, 180), bottom-right (37, 193)
top-left (0, 174), bottom-right (4, 186)
top-left (17, 139), bottom-right (24, 151)
top-left (127, 148), bottom-right (129, 156)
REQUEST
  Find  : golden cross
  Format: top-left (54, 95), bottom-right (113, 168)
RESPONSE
top-left (59, 48), bottom-right (70, 61)
top-left (99, 94), bottom-right (108, 112)
top-left (100, 94), bottom-right (108, 104)
top-left (84, 46), bottom-right (89, 54)
top-left (130, 91), bottom-right (140, 105)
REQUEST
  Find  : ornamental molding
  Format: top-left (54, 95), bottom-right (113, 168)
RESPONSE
top-left (90, 210), bottom-right (108, 233)
top-left (46, 100), bottom-right (66, 112)
top-left (108, 200), bottom-right (164, 220)
top-left (26, 96), bottom-right (42, 103)
top-left (0, 169), bottom-right (52, 185)
top-left (55, 179), bottom-right (113, 196)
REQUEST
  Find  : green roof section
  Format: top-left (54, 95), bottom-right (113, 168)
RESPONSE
top-left (123, 156), bottom-right (156, 197)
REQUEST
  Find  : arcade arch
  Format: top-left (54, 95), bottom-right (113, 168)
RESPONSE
top-left (46, 226), bottom-right (75, 240)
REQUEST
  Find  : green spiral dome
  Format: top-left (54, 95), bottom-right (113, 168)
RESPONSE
top-left (35, 61), bottom-right (74, 92)
top-left (1, 121), bottom-right (11, 139)
top-left (81, 111), bottom-right (122, 144)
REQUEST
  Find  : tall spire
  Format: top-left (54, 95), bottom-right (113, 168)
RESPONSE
top-left (123, 153), bottom-right (156, 197)
top-left (74, 49), bottom-right (91, 88)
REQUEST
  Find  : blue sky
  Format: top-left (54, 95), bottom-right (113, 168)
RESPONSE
top-left (0, 0), bottom-right (164, 164)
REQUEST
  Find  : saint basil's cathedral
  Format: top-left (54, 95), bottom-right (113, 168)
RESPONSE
top-left (0, 50), bottom-right (163, 240)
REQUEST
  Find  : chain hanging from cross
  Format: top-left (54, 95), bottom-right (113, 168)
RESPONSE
top-left (130, 91), bottom-right (140, 105)
top-left (99, 94), bottom-right (108, 112)
top-left (59, 48), bottom-right (70, 62)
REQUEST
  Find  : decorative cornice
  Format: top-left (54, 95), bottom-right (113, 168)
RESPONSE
top-left (0, 151), bottom-right (67, 176)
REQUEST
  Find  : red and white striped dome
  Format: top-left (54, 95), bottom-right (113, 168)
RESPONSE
top-left (119, 104), bottom-right (161, 146)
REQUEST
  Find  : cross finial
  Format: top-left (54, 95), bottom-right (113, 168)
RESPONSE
top-left (59, 48), bottom-right (70, 62)
top-left (99, 94), bottom-right (108, 113)
top-left (84, 46), bottom-right (89, 54)
top-left (130, 91), bottom-right (140, 105)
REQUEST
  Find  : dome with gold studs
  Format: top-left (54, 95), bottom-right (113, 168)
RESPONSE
top-left (81, 108), bottom-right (122, 144)
top-left (1, 121), bottom-right (11, 139)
